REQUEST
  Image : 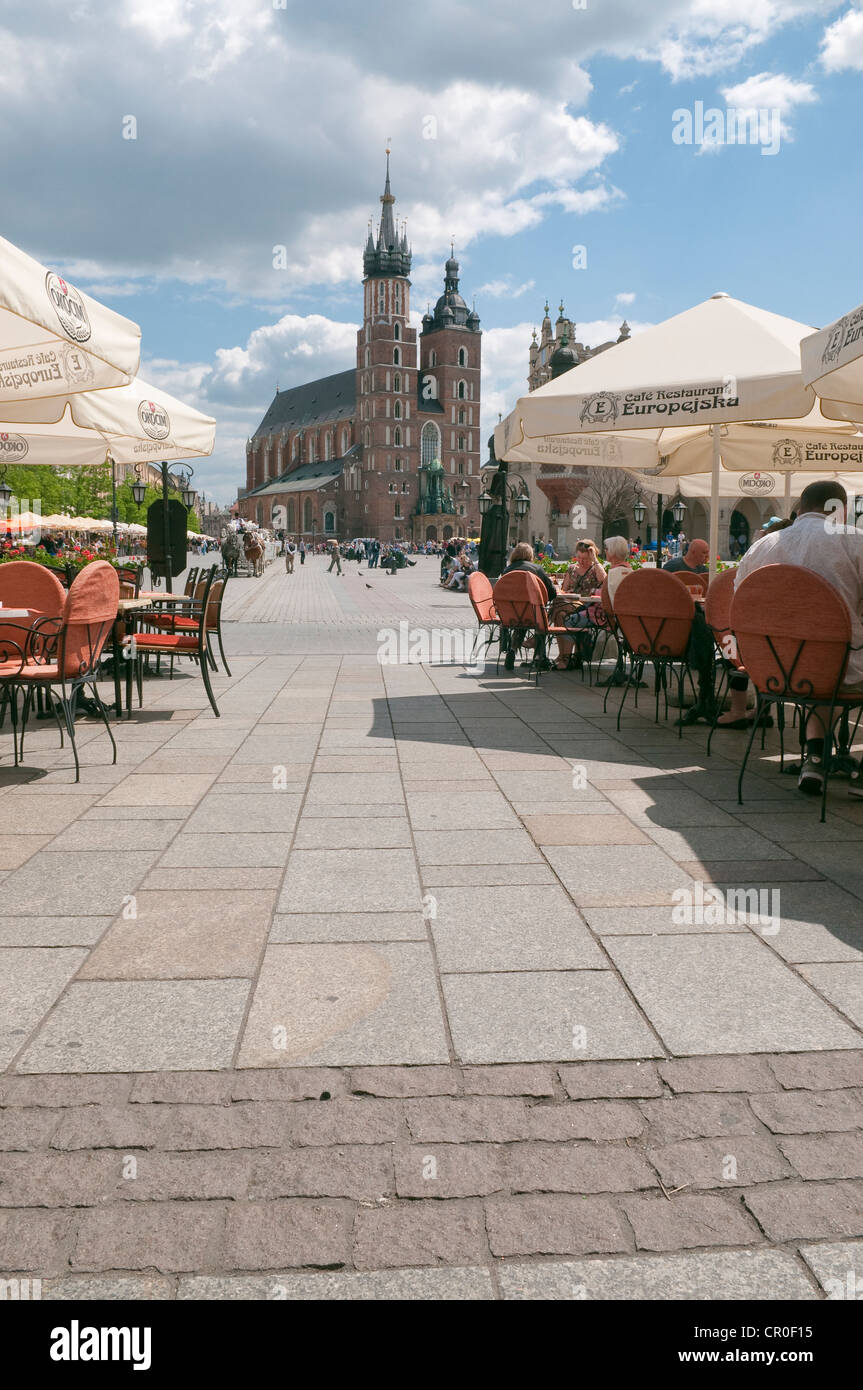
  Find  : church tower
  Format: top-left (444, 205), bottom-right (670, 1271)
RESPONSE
top-left (356, 149), bottom-right (418, 539)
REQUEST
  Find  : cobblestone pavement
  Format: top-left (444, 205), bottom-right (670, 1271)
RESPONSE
top-left (1, 556), bottom-right (862, 1298)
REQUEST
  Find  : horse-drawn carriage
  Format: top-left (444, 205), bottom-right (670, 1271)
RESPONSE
top-left (221, 528), bottom-right (265, 577)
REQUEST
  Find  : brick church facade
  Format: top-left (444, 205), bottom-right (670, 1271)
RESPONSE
top-left (238, 157), bottom-right (482, 542)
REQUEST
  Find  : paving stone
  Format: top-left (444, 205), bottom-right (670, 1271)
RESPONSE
top-left (238, 942), bottom-right (447, 1068)
top-left (406, 790), bottom-right (518, 831)
top-left (129, 1073), bottom-right (234, 1105)
top-left (231, 1070), bottom-right (345, 1102)
top-left (0, 1075), bottom-right (132, 1107)
top-left (0, 1108), bottom-right (63, 1151)
top-left (648, 1136), bottom-right (792, 1190)
top-left (777, 1133), bottom-right (863, 1181)
top-left (159, 833), bottom-right (291, 868)
top-left (605, 936), bottom-right (863, 1055)
top-left (43, 1275), bottom-right (174, 1299)
top-left (0, 916), bottom-right (114, 947)
top-left (224, 1198), bottom-right (351, 1270)
top-left (749, 1089), bottom-right (863, 1134)
top-left (443, 971), bottom-right (662, 1064)
top-left (287, 1098), bottom-right (404, 1146)
top-left (508, 1142), bottom-right (658, 1194)
top-left (292, 817), bottom-right (411, 849)
top-left (413, 828), bottom-right (543, 866)
top-left (249, 1145), bottom-right (393, 1200)
top-left (798, 1241), bottom-right (863, 1297)
top-left (769, 1052), bottom-right (863, 1091)
top-left (521, 814), bottom-right (649, 845)
top-left (72, 1201), bottom-right (226, 1271)
top-left (46, 820), bottom-right (183, 852)
top-left (178, 1268), bottom-right (494, 1299)
top-left (799, 964), bottom-right (863, 1030)
top-left (0, 1209), bottom-right (75, 1275)
top-left (659, 1056), bottom-right (777, 1093)
top-left (559, 1061), bottom-right (664, 1099)
top-left (353, 1201), bottom-right (486, 1269)
top-left (622, 1192), bottom-right (762, 1250)
top-left (182, 794), bottom-right (302, 834)
top-left (393, 1144), bottom-right (508, 1198)
top-left (421, 864), bottom-right (557, 886)
top-left (349, 1067), bottom-right (459, 1098)
top-left (498, 1249), bottom-right (815, 1300)
top-left (78, 890), bottom-right (275, 980)
top-left (270, 913), bottom-right (426, 943)
top-left (0, 835), bottom-right (50, 870)
top-left (403, 1097), bottom-right (532, 1143)
top-left (0, 1149), bottom-right (250, 1206)
top-left (278, 850), bottom-right (421, 913)
top-left (1, 851), bottom-right (159, 916)
top-left (544, 845), bottom-right (697, 907)
top-left (646, 826), bottom-right (791, 862)
top-left (17, 980), bottom-right (250, 1073)
top-left (461, 1065), bottom-right (557, 1097)
top-left (527, 1101), bottom-right (645, 1141)
top-left (486, 1195), bottom-right (627, 1258)
top-left (97, 774), bottom-right (217, 806)
top-left (742, 1180), bottom-right (863, 1240)
top-left (0, 948), bottom-right (88, 1069)
top-left (639, 1095), bottom-right (761, 1145)
top-left (581, 905), bottom-right (746, 935)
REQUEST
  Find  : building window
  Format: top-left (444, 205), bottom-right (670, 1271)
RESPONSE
top-left (421, 421), bottom-right (440, 467)
top-left (303, 498), bottom-right (312, 532)
top-left (324, 510), bottom-right (335, 533)
top-left (458, 408), bottom-right (465, 425)
top-left (457, 380), bottom-right (466, 400)
top-left (393, 372), bottom-right (401, 393)
top-left (401, 481), bottom-right (410, 493)
top-left (458, 347), bottom-right (467, 366)
top-left (393, 427), bottom-right (402, 446)
top-left (394, 503), bottom-right (402, 518)
top-left (378, 284), bottom-right (385, 314)
top-left (394, 314), bottom-right (401, 335)
top-left (394, 401), bottom-right (401, 419)
top-left (388, 482), bottom-right (396, 493)
top-left (393, 347), bottom-right (400, 366)
top-left (308, 436), bottom-right (316, 463)
top-left (458, 435), bottom-right (465, 451)
top-left (458, 461), bottom-right (464, 475)
top-left (364, 348), bottom-right (370, 368)
top-left (364, 426), bottom-right (370, 447)
top-left (394, 458), bottom-right (403, 472)
top-left (341, 428), bottom-right (349, 454)
top-left (292, 437), bottom-right (299, 461)
top-left (395, 526), bottom-right (402, 538)
top-left (430, 350), bottom-right (437, 367)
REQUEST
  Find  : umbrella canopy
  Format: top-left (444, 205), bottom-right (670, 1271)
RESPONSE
top-left (0, 374), bottom-right (215, 468)
top-left (495, 293), bottom-right (863, 571)
top-left (0, 234), bottom-right (140, 412)
top-left (801, 302), bottom-right (863, 422)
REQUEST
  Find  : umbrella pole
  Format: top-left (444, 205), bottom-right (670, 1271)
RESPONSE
top-left (709, 423), bottom-right (720, 578)
top-left (784, 472), bottom-right (792, 519)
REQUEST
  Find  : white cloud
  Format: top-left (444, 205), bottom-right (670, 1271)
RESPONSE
top-left (615, 292), bottom-right (637, 306)
top-left (820, 7), bottom-right (863, 70)
top-left (721, 70), bottom-right (818, 114)
top-left (475, 278), bottom-right (536, 300)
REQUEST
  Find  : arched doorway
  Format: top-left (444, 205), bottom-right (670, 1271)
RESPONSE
top-left (729, 509), bottom-right (750, 555)
top-left (323, 509), bottom-right (335, 534)
top-left (425, 525), bottom-right (438, 541)
top-left (443, 525), bottom-right (453, 540)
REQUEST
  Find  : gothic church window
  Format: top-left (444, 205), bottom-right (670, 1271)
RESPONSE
top-left (421, 421), bottom-right (440, 467)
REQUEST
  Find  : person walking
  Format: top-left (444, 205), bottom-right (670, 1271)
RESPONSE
top-left (299, 539), bottom-right (306, 566)
top-left (285, 537), bottom-right (297, 574)
top-left (327, 539), bottom-right (343, 575)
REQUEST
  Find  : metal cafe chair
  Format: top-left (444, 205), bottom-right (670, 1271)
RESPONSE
top-left (133, 565), bottom-right (221, 718)
top-left (612, 568), bottom-right (696, 737)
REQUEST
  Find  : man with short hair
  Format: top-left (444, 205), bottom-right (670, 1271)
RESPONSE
top-left (284, 537), bottom-right (296, 574)
top-left (735, 480), bottom-right (863, 797)
top-left (663, 538), bottom-right (710, 573)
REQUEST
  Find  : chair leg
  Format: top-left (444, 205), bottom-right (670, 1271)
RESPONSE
top-left (18, 687), bottom-right (32, 760)
top-left (136, 655), bottom-right (144, 708)
top-left (60, 697), bottom-right (80, 782)
top-left (217, 625), bottom-right (232, 678)
top-left (737, 696), bottom-right (763, 807)
top-left (89, 681), bottom-right (117, 766)
top-left (617, 669), bottom-right (635, 732)
top-left (676, 666), bottom-right (685, 738)
top-left (199, 645), bottom-right (220, 718)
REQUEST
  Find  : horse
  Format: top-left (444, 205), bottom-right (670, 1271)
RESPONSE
top-left (220, 532), bottom-right (241, 577)
top-left (243, 532), bottom-right (264, 577)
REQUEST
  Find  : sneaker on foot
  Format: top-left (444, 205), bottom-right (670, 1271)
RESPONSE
top-left (798, 752), bottom-right (826, 796)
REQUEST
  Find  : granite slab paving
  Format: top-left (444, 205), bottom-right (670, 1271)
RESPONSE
top-left (1, 558), bottom-right (862, 1295)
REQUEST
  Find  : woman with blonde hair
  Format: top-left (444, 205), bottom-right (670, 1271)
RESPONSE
top-left (552, 536), bottom-right (630, 671)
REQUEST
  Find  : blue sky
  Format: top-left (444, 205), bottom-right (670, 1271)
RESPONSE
top-left (2, 0), bottom-right (861, 502)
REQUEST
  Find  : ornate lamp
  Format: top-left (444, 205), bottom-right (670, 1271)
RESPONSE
top-left (672, 495), bottom-right (687, 525)
top-left (633, 485), bottom-right (647, 527)
top-left (130, 464), bottom-right (148, 506)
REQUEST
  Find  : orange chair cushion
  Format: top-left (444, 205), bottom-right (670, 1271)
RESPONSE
top-left (134, 633), bottom-right (199, 652)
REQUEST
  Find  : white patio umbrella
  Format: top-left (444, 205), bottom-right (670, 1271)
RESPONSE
top-left (496, 293), bottom-right (863, 572)
top-left (0, 374), bottom-right (215, 468)
top-left (801, 301), bottom-right (863, 423)
top-left (0, 234), bottom-right (140, 411)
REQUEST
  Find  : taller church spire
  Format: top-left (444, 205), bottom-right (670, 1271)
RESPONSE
top-left (363, 148), bottom-right (412, 279)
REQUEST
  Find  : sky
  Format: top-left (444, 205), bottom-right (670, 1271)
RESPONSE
top-left (2, 0), bottom-right (862, 504)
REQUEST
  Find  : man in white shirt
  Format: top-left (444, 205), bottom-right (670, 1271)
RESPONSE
top-left (734, 480), bottom-right (863, 797)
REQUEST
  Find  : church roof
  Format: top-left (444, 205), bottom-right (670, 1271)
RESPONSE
top-left (246, 446), bottom-right (360, 496)
top-left (252, 370), bottom-right (356, 441)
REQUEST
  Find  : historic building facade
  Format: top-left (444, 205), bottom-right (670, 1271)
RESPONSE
top-left (238, 158), bottom-right (482, 542)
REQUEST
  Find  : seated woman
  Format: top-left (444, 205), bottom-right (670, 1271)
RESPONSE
top-left (498, 542), bottom-right (557, 670)
top-left (550, 539), bottom-right (608, 670)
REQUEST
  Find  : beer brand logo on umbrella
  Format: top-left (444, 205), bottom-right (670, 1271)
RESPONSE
top-left (739, 472), bottom-right (775, 494)
top-left (45, 272), bottom-right (91, 344)
top-left (771, 439), bottom-right (802, 470)
top-left (0, 432), bottom-right (29, 460)
top-left (822, 324), bottom-right (845, 367)
top-left (137, 399), bottom-right (171, 440)
top-left (579, 392), bottom-right (620, 426)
